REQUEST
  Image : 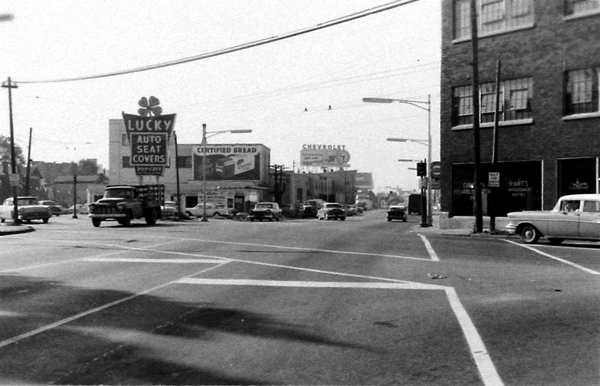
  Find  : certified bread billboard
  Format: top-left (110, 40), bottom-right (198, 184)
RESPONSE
top-left (300, 145), bottom-right (350, 168)
top-left (192, 144), bottom-right (267, 181)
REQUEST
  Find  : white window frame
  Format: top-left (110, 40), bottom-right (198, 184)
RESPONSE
top-left (453, 0), bottom-right (534, 41)
top-left (564, 0), bottom-right (600, 17)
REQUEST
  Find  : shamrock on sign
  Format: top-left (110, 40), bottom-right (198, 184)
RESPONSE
top-left (138, 96), bottom-right (163, 117)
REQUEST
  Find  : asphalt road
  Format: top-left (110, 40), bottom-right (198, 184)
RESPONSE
top-left (0, 211), bottom-right (597, 385)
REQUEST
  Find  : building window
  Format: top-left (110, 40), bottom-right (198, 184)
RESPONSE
top-left (121, 134), bottom-right (129, 146)
top-left (454, 0), bottom-right (534, 40)
top-left (122, 156), bottom-right (132, 168)
top-left (565, 0), bottom-right (600, 16)
top-left (565, 68), bottom-right (599, 115)
top-left (452, 77), bottom-right (533, 127)
top-left (176, 156), bottom-right (192, 168)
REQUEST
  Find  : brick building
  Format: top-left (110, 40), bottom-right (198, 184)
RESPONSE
top-left (441, 0), bottom-right (600, 216)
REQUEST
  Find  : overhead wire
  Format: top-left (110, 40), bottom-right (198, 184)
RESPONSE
top-left (13, 0), bottom-right (420, 84)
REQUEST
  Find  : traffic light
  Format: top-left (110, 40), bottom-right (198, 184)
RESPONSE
top-left (416, 162), bottom-right (427, 177)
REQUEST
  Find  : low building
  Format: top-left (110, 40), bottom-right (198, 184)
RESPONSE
top-left (108, 119), bottom-right (271, 213)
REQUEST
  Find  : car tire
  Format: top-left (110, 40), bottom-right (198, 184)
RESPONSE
top-left (520, 225), bottom-right (540, 244)
top-left (340, 217), bottom-right (346, 221)
top-left (387, 218), bottom-right (391, 222)
top-left (43, 218), bottom-right (49, 224)
top-left (186, 211), bottom-right (193, 217)
top-left (92, 218), bottom-right (102, 227)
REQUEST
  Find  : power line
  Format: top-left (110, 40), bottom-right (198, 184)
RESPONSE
top-left (14, 0), bottom-right (419, 84)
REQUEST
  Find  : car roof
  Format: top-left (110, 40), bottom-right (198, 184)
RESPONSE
top-left (560, 194), bottom-right (600, 201)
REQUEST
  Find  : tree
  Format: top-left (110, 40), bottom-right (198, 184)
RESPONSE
top-left (77, 159), bottom-right (100, 175)
top-left (0, 135), bottom-right (25, 165)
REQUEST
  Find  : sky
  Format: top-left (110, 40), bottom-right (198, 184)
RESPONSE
top-left (0, 0), bottom-right (441, 192)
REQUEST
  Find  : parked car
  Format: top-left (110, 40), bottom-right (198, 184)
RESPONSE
top-left (387, 205), bottom-right (407, 222)
top-left (506, 194), bottom-right (600, 244)
top-left (0, 196), bottom-right (51, 223)
top-left (281, 204), bottom-right (296, 217)
top-left (39, 200), bottom-right (65, 216)
top-left (301, 199), bottom-right (324, 218)
top-left (317, 202), bottom-right (346, 221)
top-left (161, 200), bottom-right (177, 220)
top-left (185, 203), bottom-right (233, 218)
top-left (67, 203), bottom-right (90, 215)
top-left (344, 204), bottom-right (358, 216)
top-left (248, 202), bottom-right (282, 222)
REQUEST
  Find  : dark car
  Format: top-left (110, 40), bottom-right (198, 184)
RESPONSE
top-left (39, 200), bottom-right (65, 216)
top-left (301, 199), bottom-right (324, 218)
top-left (387, 205), bottom-right (407, 222)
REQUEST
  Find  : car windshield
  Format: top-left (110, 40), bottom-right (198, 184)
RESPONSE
top-left (17, 198), bottom-right (39, 205)
top-left (327, 204), bottom-right (342, 209)
top-left (256, 203), bottom-right (273, 208)
top-left (389, 206), bottom-right (405, 211)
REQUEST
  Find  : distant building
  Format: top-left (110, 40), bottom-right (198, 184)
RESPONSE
top-left (108, 119), bottom-right (272, 213)
top-left (440, 1), bottom-right (600, 216)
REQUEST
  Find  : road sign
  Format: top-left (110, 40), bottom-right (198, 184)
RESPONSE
top-left (431, 161), bottom-right (441, 178)
top-left (488, 172), bottom-right (500, 188)
top-left (9, 173), bottom-right (19, 187)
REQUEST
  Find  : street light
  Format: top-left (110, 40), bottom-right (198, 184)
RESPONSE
top-left (200, 123), bottom-right (252, 222)
top-left (364, 95), bottom-right (432, 227)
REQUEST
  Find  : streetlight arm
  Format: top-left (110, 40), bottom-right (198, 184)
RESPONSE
top-left (387, 138), bottom-right (428, 146)
top-left (363, 97), bottom-right (429, 112)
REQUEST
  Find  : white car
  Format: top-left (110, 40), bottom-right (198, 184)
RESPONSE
top-left (185, 203), bottom-right (233, 218)
top-left (506, 194), bottom-right (600, 244)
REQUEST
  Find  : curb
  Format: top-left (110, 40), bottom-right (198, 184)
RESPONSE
top-left (0, 225), bottom-right (35, 236)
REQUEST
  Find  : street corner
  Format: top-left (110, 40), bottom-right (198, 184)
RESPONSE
top-left (0, 223), bottom-right (35, 235)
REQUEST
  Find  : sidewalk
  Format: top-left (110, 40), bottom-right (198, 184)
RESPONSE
top-left (411, 213), bottom-right (514, 238)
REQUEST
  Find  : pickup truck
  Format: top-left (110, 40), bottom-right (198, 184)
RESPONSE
top-left (248, 202), bottom-right (282, 222)
top-left (89, 184), bottom-right (164, 227)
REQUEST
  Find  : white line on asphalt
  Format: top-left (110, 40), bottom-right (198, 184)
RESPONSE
top-left (0, 263), bottom-right (225, 350)
top-left (136, 236), bottom-right (436, 262)
top-left (417, 234), bottom-right (440, 261)
top-left (83, 257), bottom-right (226, 264)
top-left (444, 287), bottom-right (504, 386)
top-left (173, 278), bottom-right (504, 386)
top-left (504, 239), bottom-right (600, 275)
top-left (175, 278), bottom-right (440, 290)
top-left (4, 235), bottom-right (502, 384)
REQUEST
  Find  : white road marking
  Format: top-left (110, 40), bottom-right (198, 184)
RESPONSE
top-left (0, 264), bottom-right (224, 349)
top-left (444, 287), bottom-right (504, 386)
top-left (4, 234), bottom-right (501, 384)
top-left (504, 239), bottom-right (600, 275)
top-left (418, 234), bottom-right (440, 261)
top-left (175, 278), bottom-right (440, 290)
top-left (82, 257), bottom-right (224, 264)
top-left (174, 278), bottom-right (504, 386)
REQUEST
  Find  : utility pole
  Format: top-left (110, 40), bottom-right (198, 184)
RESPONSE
top-left (490, 60), bottom-right (501, 232)
top-left (470, 0), bottom-right (483, 232)
top-left (2, 77), bottom-right (19, 224)
top-left (25, 127), bottom-right (32, 196)
top-left (173, 131), bottom-right (182, 220)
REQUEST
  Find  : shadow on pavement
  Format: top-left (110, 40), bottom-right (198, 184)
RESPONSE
top-left (0, 274), bottom-right (372, 385)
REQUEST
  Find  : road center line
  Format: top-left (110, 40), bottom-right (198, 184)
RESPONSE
top-left (504, 239), bottom-right (600, 275)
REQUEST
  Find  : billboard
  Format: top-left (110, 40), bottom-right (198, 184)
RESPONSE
top-left (355, 173), bottom-right (374, 189)
top-left (193, 145), bottom-right (262, 181)
top-left (122, 112), bottom-right (176, 175)
top-left (300, 146), bottom-right (350, 168)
